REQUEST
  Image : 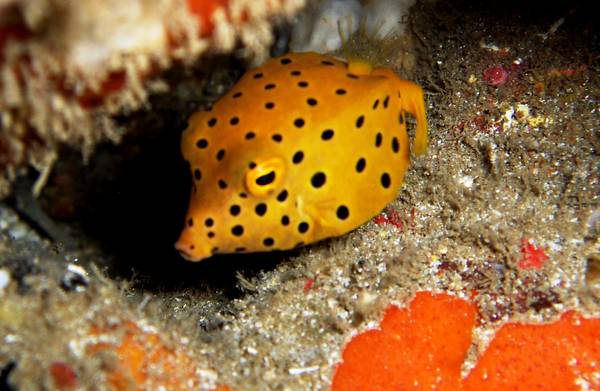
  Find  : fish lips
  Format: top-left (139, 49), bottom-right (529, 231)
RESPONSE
top-left (174, 229), bottom-right (211, 262)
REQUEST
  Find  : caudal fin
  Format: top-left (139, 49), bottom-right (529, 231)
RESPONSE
top-left (397, 79), bottom-right (428, 156)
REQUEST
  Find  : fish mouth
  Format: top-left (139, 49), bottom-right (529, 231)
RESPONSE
top-left (174, 231), bottom-right (211, 262)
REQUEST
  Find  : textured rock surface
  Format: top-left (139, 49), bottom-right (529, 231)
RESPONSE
top-left (0, 0), bottom-right (304, 198)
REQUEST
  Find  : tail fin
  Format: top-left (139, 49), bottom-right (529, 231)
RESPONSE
top-left (397, 79), bottom-right (428, 156)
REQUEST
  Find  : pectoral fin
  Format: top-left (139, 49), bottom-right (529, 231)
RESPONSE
top-left (301, 197), bottom-right (345, 236)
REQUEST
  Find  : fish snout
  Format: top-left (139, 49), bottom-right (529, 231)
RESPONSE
top-left (175, 230), bottom-right (211, 262)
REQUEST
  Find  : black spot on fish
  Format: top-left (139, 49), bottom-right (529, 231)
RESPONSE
top-left (392, 137), bottom-right (400, 153)
top-left (381, 173), bottom-right (391, 188)
top-left (321, 129), bottom-right (334, 140)
top-left (311, 172), bottom-right (326, 188)
top-left (356, 158), bottom-right (366, 173)
top-left (229, 205), bottom-right (241, 216)
top-left (232, 225), bottom-right (244, 236)
top-left (255, 203), bottom-right (267, 216)
top-left (298, 222), bottom-right (309, 233)
top-left (336, 205), bottom-right (349, 220)
top-left (293, 151), bottom-right (304, 164)
top-left (196, 139), bottom-right (208, 149)
top-left (263, 237), bottom-right (275, 246)
top-left (356, 115), bottom-right (364, 128)
top-left (277, 190), bottom-right (288, 202)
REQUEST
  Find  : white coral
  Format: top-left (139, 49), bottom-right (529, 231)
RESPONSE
top-left (291, 0), bottom-right (416, 53)
top-left (363, 0), bottom-right (416, 39)
top-left (290, 0), bottom-right (362, 52)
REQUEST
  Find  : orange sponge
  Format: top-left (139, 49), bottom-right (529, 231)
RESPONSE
top-left (332, 292), bottom-right (600, 391)
top-left (332, 292), bottom-right (475, 391)
top-left (87, 321), bottom-right (227, 391)
top-left (464, 311), bottom-right (600, 390)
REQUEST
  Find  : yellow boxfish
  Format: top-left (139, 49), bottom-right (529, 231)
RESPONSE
top-left (176, 52), bottom-right (428, 262)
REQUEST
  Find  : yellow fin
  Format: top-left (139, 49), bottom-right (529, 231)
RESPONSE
top-left (337, 19), bottom-right (372, 76)
top-left (397, 79), bottom-right (428, 155)
top-left (347, 59), bottom-right (373, 75)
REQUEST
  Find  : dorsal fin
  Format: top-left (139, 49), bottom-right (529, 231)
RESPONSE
top-left (347, 58), bottom-right (373, 75)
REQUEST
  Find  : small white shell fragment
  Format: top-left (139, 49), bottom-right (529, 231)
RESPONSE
top-left (457, 175), bottom-right (474, 189)
top-left (289, 365), bottom-right (320, 375)
top-left (61, 263), bottom-right (90, 292)
top-left (0, 268), bottom-right (10, 294)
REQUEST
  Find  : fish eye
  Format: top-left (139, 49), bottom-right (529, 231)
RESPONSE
top-left (255, 171), bottom-right (276, 186)
top-left (245, 157), bottom-right (285, 197)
